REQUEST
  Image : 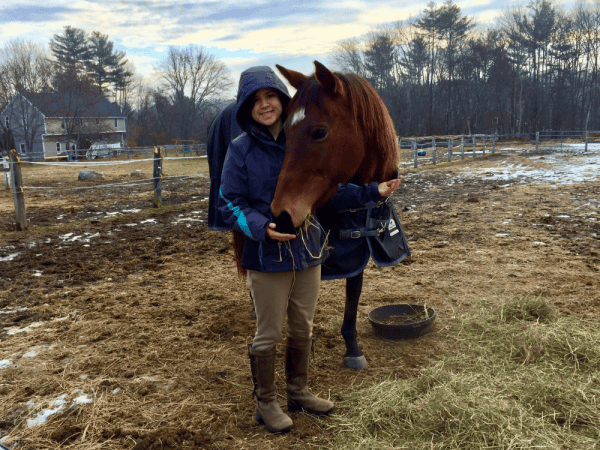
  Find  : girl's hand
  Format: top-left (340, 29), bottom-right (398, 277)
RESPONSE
top-left (378, 178), bottom-right (402, 197)
top-left (266, 223), bottom-right (296, 242)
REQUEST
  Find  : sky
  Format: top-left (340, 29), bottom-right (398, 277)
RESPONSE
top-left (0, 0), bottom-right (575, 98)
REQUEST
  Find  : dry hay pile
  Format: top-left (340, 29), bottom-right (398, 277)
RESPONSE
top-left (0, 152), bottom-right (599, 449)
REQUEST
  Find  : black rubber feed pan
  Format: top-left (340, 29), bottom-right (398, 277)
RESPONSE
top-left (368, 304), bottom-right (436, 340)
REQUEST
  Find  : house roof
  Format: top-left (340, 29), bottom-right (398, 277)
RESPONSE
top-left (21, 91), bottom-right (126, 119)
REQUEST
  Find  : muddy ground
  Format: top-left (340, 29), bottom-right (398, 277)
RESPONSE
top-left (0, 150), bottom-right (599, 449)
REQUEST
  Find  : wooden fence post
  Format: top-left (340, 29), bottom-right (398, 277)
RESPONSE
top-left (461, 136), bottom-right (465, 159)
top-left (482, 137), bottom-right (486, 156)
top-left (472, 136), bottom-right (476, 158)
top-left (412, 140), bottom-right (418, 168)
top-left (3, 156), bottom-right (10, 189)
top-left (535, 132), bottom-right (539, 153)
top-left (9, 149), bottom-right (27, 230)
top-left (585, 131), bottom-right (589, 152)
top-left (448, 139), bottom-right (453, 162)
top-left (145, 148), bottom-right (149, 159)
top-left (492, 133), bottom-right (497, 154)
top-left (560, 131), bottom-right (564, 151)
top-left (432, 138), bottom-right (437, 165)
top-left (153, 147), bottom-right (163, 208)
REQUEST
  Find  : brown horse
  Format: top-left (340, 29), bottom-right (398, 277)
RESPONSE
top-left (270, 61), bottom-right (401, 369)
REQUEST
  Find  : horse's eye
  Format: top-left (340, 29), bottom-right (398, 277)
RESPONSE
top-left (310, 128), bottom-right (328, 141)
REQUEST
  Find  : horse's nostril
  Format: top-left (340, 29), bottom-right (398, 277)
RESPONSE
top-left (273, 211), bottom-right (296, 235)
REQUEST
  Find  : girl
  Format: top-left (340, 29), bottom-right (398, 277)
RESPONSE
top-left (219, 66), bottom-right (333, 433)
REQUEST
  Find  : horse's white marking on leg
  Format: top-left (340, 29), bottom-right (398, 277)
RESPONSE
top-left (290, 107), bottom-right (305, 127)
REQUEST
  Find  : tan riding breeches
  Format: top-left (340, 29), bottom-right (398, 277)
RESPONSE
top-left (248, 265), bottom-right (321, 352)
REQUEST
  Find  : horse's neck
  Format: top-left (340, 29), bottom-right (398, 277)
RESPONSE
top-left (350, 150), bottom-right (394, 185)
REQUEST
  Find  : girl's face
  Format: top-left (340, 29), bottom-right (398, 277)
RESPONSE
top-left (251, 88), bottom-right (282, 130)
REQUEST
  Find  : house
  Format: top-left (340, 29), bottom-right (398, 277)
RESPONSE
top-left (0, 91), bottom-right (126, 160)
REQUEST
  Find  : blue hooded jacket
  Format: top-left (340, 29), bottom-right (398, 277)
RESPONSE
top-left (218, 66), bottom-right (328, 273)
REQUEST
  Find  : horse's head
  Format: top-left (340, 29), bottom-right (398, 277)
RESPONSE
top-left (271, 61), bottom-right (398, 230)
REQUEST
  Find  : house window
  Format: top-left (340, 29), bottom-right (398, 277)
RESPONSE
top-left (56, 142), bottom-right (61, 153)
top-left (114, 118), bottom-right (118, 128)
top-left (61, 119), bottom-right (65, 130)
top-left (19, 143), bottom-right (25, 153)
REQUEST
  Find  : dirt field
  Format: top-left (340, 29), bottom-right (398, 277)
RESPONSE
top-left (1, 148), bottom-right (599, 449)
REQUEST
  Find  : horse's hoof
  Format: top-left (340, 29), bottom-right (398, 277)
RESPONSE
top-left (343, 355), bottom-right (368, 370)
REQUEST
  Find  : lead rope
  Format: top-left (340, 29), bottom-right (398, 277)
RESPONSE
top-left (299, 213), bottom-right (331, 259)
top-left (285, 240), bottom-right (296, 298)
top-left (279, 213), bottom-right (330, 299)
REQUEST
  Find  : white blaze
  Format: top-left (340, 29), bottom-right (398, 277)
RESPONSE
top-left (290, 107), bottom-right (305, 127)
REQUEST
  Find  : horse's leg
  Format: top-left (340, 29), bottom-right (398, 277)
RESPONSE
top-left (341, 271), bottom-right (368, 369)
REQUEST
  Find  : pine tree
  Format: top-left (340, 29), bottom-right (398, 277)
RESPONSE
top-left (87, 31), bottom-right (131, 94)
top-left (49, 26), bottom-right (90, 73)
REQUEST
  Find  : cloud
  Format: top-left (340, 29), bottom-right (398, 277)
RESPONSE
top-left (0, 6), bottom-right (71, 22)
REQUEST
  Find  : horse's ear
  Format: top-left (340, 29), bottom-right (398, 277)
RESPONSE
top-left (314, 61), bottom-right (344, 96)
top-left (276, 64), bottom-right (308, 90)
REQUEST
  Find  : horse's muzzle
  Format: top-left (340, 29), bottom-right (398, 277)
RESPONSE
top-left (272, 211), bottom-right (297, 235)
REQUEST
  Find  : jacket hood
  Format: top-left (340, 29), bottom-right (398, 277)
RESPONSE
top-left (236, 66), bottom-right (291, 133)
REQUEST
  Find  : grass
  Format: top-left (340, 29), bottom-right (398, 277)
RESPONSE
top-left (326, 294), bottom-right (600, 449)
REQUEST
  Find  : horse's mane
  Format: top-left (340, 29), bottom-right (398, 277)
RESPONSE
top-left (293, 72), bottom-right (399, 181)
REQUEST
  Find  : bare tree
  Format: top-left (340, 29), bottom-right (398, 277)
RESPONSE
top-left (0, 40), bottom-right (53, 154)
top-left (51, 69), bottom-right (107, 156)
top-left (154, 45), bottom-right (233, 141)
top-left (329, 38), bottom-right (366, 76)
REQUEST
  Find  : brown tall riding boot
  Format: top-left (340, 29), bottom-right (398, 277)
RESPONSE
top-left (286, 337), bottom-right (335, 415)
top-left (248, 344), bottom-right (293, 433)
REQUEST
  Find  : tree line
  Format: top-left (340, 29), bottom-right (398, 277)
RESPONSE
top-left (2, 0), bottom-right (598, 154)
top-left (330, 0), bottom-right (600, 137)
top-left (0, 26), bottom-right (232, 153)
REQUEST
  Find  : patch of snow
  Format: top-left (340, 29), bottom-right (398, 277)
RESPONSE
top-left (72, 390), bottom-right (93, 405)
top-left (0, 253), bottom-right (20, 262)
top-left (0, 359), bottom-right (11, 369)
top-left (27, 394), bottom-right (67, 427)
top-left (5, 322), bottom-right (44, 335)
top-left (171, 218), bottom-right (202, 224)
top-left (0, 307), bottom-right (27, 315)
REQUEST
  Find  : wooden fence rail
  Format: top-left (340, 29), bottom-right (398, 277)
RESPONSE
top-left (3, 146), bottom-right (168, 231)
top-left (401, 130), bottom-right (597, 168)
